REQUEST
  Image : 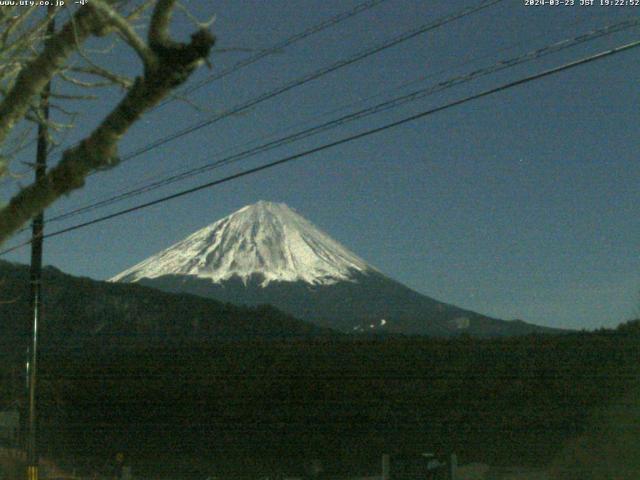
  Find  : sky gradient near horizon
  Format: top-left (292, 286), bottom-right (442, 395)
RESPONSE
top-left (1, 0), bottom-right (639, 330)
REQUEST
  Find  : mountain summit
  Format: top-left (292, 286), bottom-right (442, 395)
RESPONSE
top-left (111, 201), bottom-right (373, 287)
top-left (112, 201), bottom-right (562, 337)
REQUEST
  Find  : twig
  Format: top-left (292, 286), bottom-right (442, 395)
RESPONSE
top-left (90, 0), bottom-right (156, 68)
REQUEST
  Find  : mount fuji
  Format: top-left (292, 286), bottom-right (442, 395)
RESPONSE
top-left (111, 201), bottom-right (559, 337)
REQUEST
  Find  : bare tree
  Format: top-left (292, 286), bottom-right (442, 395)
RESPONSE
top-left (0, 0), bottom-right (215, 246)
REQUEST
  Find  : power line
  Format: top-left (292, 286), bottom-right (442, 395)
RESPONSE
top-left (117, 0), bottom-right (505, 164)
top-left (40, 18), bottom-right (640, 226)
top-left (4, 0), bottom-right (506, 237)
top-left (51, 12), bottom-right (631, 220)
top-left (10, 0), bottom-right (499, 205)
top-left (156, 0), bottom-right (391, 109)
top-left (10, 0), bottom-right (509, 234)
top-left (2, 37), bottom-right (638, 256)
top-left (299, 11), bottom-right (637, 124)
top-left (5, 0), bottom-right (508, 243)
top-left (0, 2), bottom-right (612, 189)
top-left (0, 0), bottom-right (389, 187)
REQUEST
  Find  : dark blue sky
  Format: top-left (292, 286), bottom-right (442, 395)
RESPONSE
top-left (2, 0), bottom-right (639, 330)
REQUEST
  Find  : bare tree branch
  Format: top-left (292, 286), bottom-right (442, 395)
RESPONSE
top-left (49, 104), bottom-right (79, 117)
top-left (91, 0), bottom-right (156, 68)
top-left (58, 71), bottom-right (116, 89)
top-left (0, 1), bottom-right (215, 245)
top-left (1, 7), bottom-right (36, 47)
top-left (1, 8), bottom-right (56, 62)
top-left (68, 65), bottom-right (134, 89)
top-left (0, 6), bottom-right (102, 147)
top-left (176, 2), bottom-right (216, 31)
top-left (126, 0), bottom-right (156, 22)
top-left (149, 0), bottom-right (176, 46)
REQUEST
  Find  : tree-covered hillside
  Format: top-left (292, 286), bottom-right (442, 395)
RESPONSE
top-left (0, 260), bottom-right (332, 359)
top-left (1, 260), bottom-right (638, 478)
top-left (28, 326), bottom-right (640, 479)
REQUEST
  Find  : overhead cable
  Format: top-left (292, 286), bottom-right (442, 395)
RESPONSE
top-left (2, 37), bottom-right (638, 256)
top-left (157, 0), bottom-right (391, 109)
top-left (118, 0), bottom-right (505, 164)
top-left (40, 18), bottom-right (640, 225)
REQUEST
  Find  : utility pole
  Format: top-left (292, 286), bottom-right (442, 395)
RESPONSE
top-left (27, 7), bottom-right (55, 480)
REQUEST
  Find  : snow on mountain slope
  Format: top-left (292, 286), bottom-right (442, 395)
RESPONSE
top-left (111, 201), bottom-right (375, 286)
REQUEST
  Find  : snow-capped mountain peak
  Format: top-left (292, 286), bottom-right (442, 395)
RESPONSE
top-left (111, 201), bottom-right (374, 286)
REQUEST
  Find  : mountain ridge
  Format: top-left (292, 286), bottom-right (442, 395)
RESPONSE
top-left (112, 202), bottom-right (564, 337)
top-left (135, 269), bottom-right (563, 337)
top-left (111, 201), bottom-right (373, 287)
top-left (0, 260), bottom-right (333, 358)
